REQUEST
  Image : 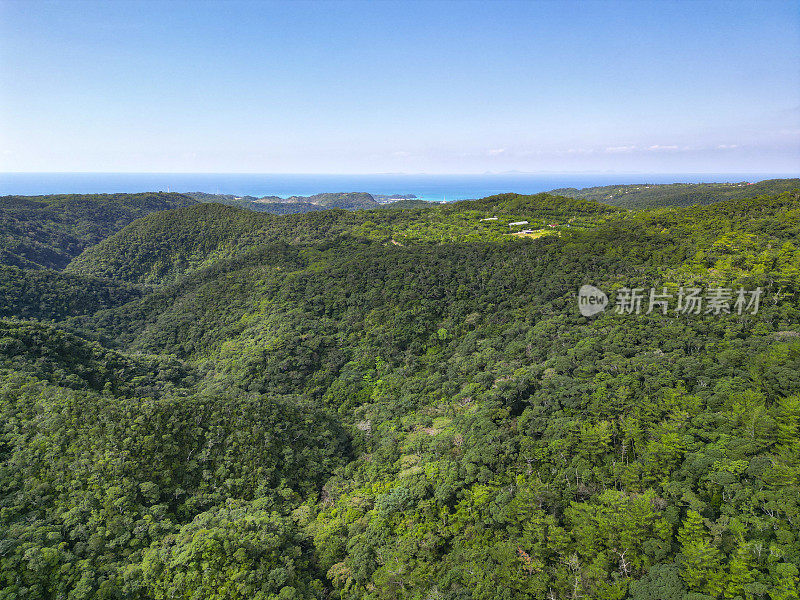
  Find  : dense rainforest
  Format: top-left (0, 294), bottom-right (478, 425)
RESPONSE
top-left (552, 179), bottom-right (800, 210)
top-left (184, 192), bottom-right (380, 214)
top-left (0, 181), bottom-right (798, 600)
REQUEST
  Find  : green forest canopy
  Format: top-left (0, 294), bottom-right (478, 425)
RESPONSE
top-left (0, 182), bottom-right (799, 599)
top-left (552, 178), bottom-right (800, 209)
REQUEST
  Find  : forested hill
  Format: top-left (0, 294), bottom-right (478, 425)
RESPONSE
top-left (65, 192), bottom-right (618, 286)
top-left (552, 177), bottom-right (800, 209)
top-left (1, 187), bottom-right (800, 599)
top-left (448, 191), bottom-right (623, 216)
top-left (0, 192), bottom-right (196, 269)
top-left (184, 192), bottom-right (325, 214)
top-left (186, 191), bottom-right (379, 213)
top-left (66, 203), bottom-right (271, 286)
top-left (296, 192), bottom-right (378, 209)
top-left (378, 198), bottom-right (436, 210)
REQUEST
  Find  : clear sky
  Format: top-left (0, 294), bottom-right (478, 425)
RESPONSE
top-left (1, 0), bottom-right (798, 174)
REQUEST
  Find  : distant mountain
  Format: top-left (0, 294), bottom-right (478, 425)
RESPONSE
top-left (185, 193), bottom-right (327, 215)
top-left (184, 191), bottom-right (261, 203)
top-left (275, 192), bottom-right (379, 209)
top-left (186, 191), bottom-right (380, 213)
top-left (373, 193), bottom-right (419, 203)
top-left (551, 177), bottom-right (800, 209)
top-left (377, 198), bottom-right (436, 210)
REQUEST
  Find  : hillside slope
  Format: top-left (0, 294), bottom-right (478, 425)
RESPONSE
top-left (449, 191), bottom-right (622, 216)
top-left (186, 191), bottom-right (379, 213)
top-left (296, 192), bottom-right (379, 209)
top-left (1, 189), bottom-right (799, 599)
top-left (0, 192), bottom-right (197, 269)
top-left (551, 177), bottom-right (800, 209)
top-left (66, 193), bottom-right (619, 286)
top-left (0, 265), bottom-right (143, 321)
top-left (66, 203), bottom-right (271, 285)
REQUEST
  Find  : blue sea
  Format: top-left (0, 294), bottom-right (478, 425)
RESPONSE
top-left (0, 172), bottom-right (795, 202)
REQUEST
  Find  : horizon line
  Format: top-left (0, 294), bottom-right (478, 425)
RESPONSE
top-left (2, 170), bottom-right (799, 177)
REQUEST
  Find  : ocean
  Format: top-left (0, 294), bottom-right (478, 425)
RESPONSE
top-left (0, 172), bottom-right (795, 202)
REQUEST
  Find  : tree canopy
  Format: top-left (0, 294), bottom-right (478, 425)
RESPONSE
top-left (1, 185), bottom-right (798, 599)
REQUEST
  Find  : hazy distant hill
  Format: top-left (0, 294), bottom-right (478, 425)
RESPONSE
top-left (283, 192), bottom-right (379, 209)
top-left (551, 177), bottom-right (800, 209)
top-left (378, 198), bottom-right (437, 210)
top-left (373, 193), bottom-right (419, 203)
top-left (186, 191), bottom-right (379, 213)
top-left (184, 193), bottom-right (326, 215)
top-left (184, 191), bottom-right (260, 203)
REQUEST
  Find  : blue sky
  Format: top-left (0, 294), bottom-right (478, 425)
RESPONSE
top-left (1, 0), bottom-right (798, 174)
